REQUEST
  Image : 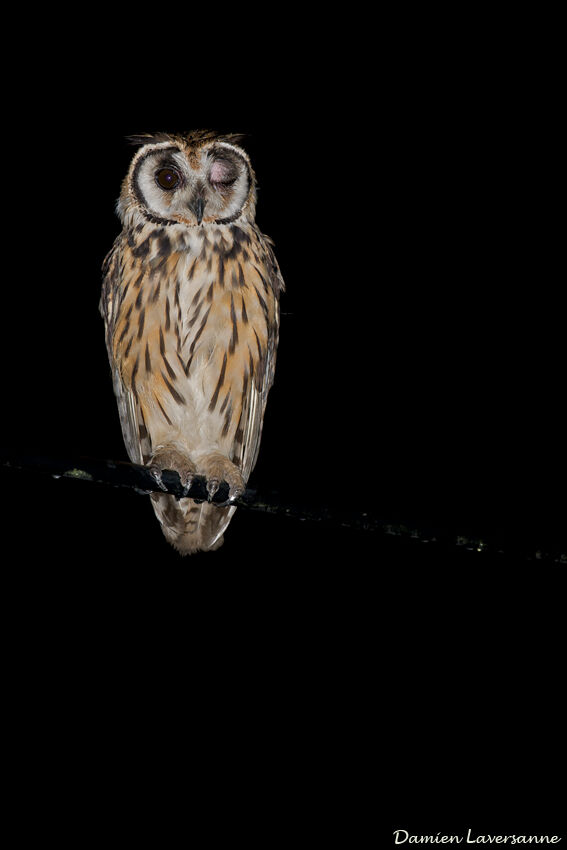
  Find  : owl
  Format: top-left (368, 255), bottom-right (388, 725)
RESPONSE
top-left (100, 130), bottom-right (284, 554)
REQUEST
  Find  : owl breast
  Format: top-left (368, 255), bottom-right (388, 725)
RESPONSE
top-left (110, 221), bottom-right (278, 471)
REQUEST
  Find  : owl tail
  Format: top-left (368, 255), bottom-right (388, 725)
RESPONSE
top-left (149, 493), bottom-right (236, 555)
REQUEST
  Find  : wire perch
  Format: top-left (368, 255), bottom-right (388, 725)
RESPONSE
top-left (1, 452), bottom-right (565, 564)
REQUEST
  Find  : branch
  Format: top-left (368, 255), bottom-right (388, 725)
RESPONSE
top-left (1, 452), bottom-right (565, 564)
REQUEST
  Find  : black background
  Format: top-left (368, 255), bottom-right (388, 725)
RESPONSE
top-left (3, 68), bottom-right (563, 567)
top-left (1, 14), bottom-right (564, 842)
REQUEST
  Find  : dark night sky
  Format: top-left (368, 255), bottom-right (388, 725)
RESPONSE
top-left (1, 24), bottom-right (565, 837)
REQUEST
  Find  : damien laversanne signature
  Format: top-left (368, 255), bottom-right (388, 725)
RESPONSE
top-left (393, 831), bottom-right (562, 845)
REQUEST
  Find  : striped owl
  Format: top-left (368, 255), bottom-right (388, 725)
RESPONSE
top-left (100, 131), bottom-right (284, 555)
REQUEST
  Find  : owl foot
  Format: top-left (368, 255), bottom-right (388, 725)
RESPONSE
top-left (194, 452), bottom-right (245, 503)
top-left (148, 446), bottom-right (197, 496)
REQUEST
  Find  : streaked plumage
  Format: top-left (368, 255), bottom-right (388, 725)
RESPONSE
top-left (100, 131), bottom-right (284, 554)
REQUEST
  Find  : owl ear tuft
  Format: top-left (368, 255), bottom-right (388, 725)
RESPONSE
top-left (183, 129), bottom-right (248, 148)
top-left (126, 132), bottom-right (173, 147)
top-left (218, 133), bottom-right (247, 147)
top-left (125, 130), bottom-right (248, 150)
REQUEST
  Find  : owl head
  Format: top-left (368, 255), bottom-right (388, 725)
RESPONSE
top-left (117, 130), bottom-right (257, 228)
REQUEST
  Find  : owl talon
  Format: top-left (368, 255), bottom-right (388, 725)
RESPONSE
top-left (181, 476), bottom-right (194, 497)
top-left (148, 447), bottom-right (197, 496)
top-left (194, 452), bottom-right (245, 505)
top-left (207, 478), bottom-right (220, 501)
top-left (149, 466), bottom-right (169, 492)
top-left (228, 485), bottom-right (244, 503)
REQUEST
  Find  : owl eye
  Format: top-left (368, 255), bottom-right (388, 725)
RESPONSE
top-left (209, 159), bottom-right (237, 187)
top-left (156, 168), bottom-right (180, 190)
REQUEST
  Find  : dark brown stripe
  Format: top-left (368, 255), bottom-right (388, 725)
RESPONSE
top-left (254, 286), bottom-right (268, 318)
top-left (151, 276), bottom-right (162, 303)
top-left (253, 264), bottom-right (270, 291)
top-left (215, 209), bottom-right (244, 226)
top-left (164, 296), bottom-right (171, 332)
top-left (176, 350), bottom-right (187, 373)
top-left (156, 398), bottom-right (173, 426)
top-left (162, 353), bottom-right (176, 381)
top-left (221, 401), bottom-right (233, 437)
top-left (141, 210), bottom-right (178, 227)
top-left (187, 257), bottom-right (198, 279)
top-left (117, 280), bottom-right (130, 311)
top-left (189, 286), bottom-right (202, 309)
top-left (188, 305), bottom-right (211, 355)
top-left (232, 226), bottom-right (250, 247)
top-left (137, 307), bottom-right (146, 339)
top-left (186, 298), bottom-right (204, 330)
top-left (156, 232), bottom-right (171, 257)
top-left (161, 371), bottom-right (185, 405)
top-left (219, 389), bottom-right (231, 415)
top-left (174, 320), bottom-right (182, 351)
top-left (132, 237), bottom-right (151, 259)
top-left (117, 319), bottom-right (130, 346)
top-left (145, 342), bottom-right (151, 372)
top-left (198, 240), bottom-right (208, 262)
top-left (159, 326), bottom-right (166, 356)
top-left (183, 353), bottom-right (194, 376)
top-left (208, 352), bottom-right (227, 412)
top-left (216, 233), bottom-right (230, 254)
top-left (241, 296), bottom-right (248, 324)
top-left (229, 294), bottom-right (239, 354)
top-left (131, 355), bottom-right (139, 398)
top-left (252, 331), bottom-right (264, 388)
top-left (175, 289), bottom-right (183, 327)
top-left (225, 241), bottom-right (240, 262)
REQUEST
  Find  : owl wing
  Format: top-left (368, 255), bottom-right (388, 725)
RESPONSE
top-left (100, 235), bottom-right (150, 465)
top-left (232, 230), bottom-right (285, 483)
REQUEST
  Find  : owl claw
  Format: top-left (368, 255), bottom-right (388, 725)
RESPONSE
top-left (147, 447), bottom-right (197, 496)
top-left (149, 466), bottom-right (169, 492)
top-left (227, 484), bottom-right (244, 503)
top-left (193, 452), bottom-right (245, 504)
top-left (206, 478), bottom-right (220, 501)
top-left (181, 475), bottom-right (194, 497)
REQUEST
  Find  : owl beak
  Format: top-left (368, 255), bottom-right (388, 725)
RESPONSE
top-left (190, 197), bottom-right (206, 225)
